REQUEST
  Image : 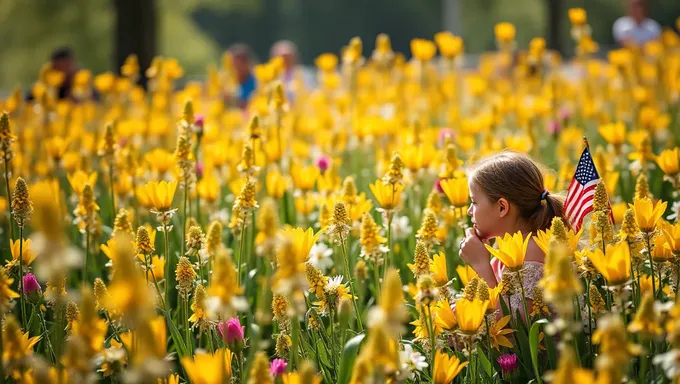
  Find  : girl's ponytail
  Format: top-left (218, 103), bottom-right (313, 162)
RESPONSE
top-left (527, 191), bottom-right (572, 233)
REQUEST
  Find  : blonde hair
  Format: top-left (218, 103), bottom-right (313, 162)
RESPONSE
top-left (467, 151), bottom-right (571, 233)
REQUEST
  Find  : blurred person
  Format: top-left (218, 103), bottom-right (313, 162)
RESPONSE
top-left (269, 40), bottom-right (314, 102)
top-left (613, 0), bottom-right (661, 47)
top-left (228, 43), bottom-right (257, 108)
top-left (26, 47), bottom-right (80, 101)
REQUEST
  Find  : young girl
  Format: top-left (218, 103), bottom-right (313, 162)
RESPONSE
top-left (458, 152), bottom-right (571, 313)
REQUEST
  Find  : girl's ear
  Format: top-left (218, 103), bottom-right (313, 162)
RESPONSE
top-left (498, 197), bottom-right (509, 218)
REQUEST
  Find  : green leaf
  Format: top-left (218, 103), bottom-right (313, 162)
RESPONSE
top-left (337, 334), bottom-right (365, 384)
top-left (162, 308), bottom-right (188, 357)
top-left (477, 348), bottom-right (494, 379)
top-left (316, 338), bottom-right (332, 370)
top-left (529, 319), bottom-right (548, 384)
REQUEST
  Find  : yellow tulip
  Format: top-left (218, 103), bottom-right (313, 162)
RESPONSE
top-left (656, 148), bottom-right (680, 176)
top-left (440, 175), bottom-right (469, 208)
top-left (94, 72), bottom-right (116, 93)
top-left (434, 299), bottom-right (457, 330)
top-left (44, 137), bottom-right (70, 162)
top-left (67, 171), bottom-right (98, 196)
top-left (8, 238), bottom-right (36, 267)
top-left (650, 233), bottom-right (672, 262)
top-left (587, 241), bottom-right (631, 285)
top-left (369, 180), bottom-right (404, 212)
top-left (266, 169), bottom-right (288, 199)
top-left (433, 351), bottom-right (468, 384)
top-left (290, 163), bottom-right (319, 192)
top-left (434, 31), bottom-right (464, 58)
top-left (662, 221), bottom-right (680, 253)
top-left (281, 227), bottom-right (320, 263)
top-left (455, 298), bottom-right (489, 334)
top-left (485, 231), bottom-right (531, 271)
top-left (630, 197), bottom-right (668, 232)
top-left (143, 180), bottom-right (178, 211)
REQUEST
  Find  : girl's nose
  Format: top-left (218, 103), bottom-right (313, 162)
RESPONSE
top-left (466, 205), bottom-right (473, 217)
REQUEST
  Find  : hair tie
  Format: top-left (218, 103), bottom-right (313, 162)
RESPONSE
top-left (540, 189), bottom-right (550, 201)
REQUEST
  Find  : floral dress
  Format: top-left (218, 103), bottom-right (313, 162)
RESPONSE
top-left (491, 258), bottom-right (545, 316)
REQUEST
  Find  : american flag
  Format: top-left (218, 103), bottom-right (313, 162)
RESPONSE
top-left (564, 143), bottom-right (613, 231)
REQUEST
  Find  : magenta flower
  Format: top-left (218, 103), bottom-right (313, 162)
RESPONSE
top-left (269, 358), bottom-right (287, 376)
top-left (195, 114), bottom-right (205, 128)
top-left (23, 273), bottom-right (41, 295)
top-left (435, 178), bottom-right (445, 194)
top-left (497, 353), bottom-right (518, 374)
top-left (218, 317), bottom-right (245, 343)
top-left (317, 155), bottom-right (330, 173)
top-left (558, 106), bottom-right (572, 121)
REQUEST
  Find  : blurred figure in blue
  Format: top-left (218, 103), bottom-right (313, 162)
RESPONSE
top-left (613, 0), bottom-right (660, 47)
top-left (228, 43), bottom-right (257, 108)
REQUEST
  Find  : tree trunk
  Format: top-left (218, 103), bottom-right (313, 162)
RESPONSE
top-left (546, 0), bottom-right (561, 54)
top-left (113, 0), bottom-right (157, 87)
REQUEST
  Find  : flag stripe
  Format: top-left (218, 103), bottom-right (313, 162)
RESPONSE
top-left (566, 183), bottom-right (597, 219)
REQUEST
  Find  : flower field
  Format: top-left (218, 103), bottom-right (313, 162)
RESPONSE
top-left (1, 9), bottom-right (680, 384)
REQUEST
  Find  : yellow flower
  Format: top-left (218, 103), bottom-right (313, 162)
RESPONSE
top-left (599, 121), bottom-right (626, 146)
top-left (494, 22), bottom-right (516, 44)
top-left (435, 31), bottom-right (464, 58)
top-left (656, 148), bottom-right (680, 176)
top-left (489, 315), bottom-right (514, 350)
top-left (434, 298), bottom-right (457, 330)
top-left (282, 227), bottom-right (320, 263)
top-left (67, 171), bottom-right (98, 196)
top-left (433, 351), bottom-right (468, 384)
top-left (181, 348), bottom-right (233, 384)
top-left (2, 315), bottom-right (40, 368)
top-left (410, 38), bottom-right (437, 62)
top-left (485, 231), bottom-right (530, 271)
top-left (44, 136), bottom-right (70, 162)
top-left (440, 175), bottom-right (469, 208)
top-left (628, 292), bottom-right (662, 337)
top-left (651, 233), bottom-right (672, 262)
top-left (0, 266), bottom-right (19, 312)
top-left (568, 8), bottom-right (587, 25)
top-left (315, 53), bottom-right (338, 72)
top-left (587, 241), bottom-right (631, 286)
top-left (455, 298), bottom-right (489, 334)
top-left (266, 168), bottom-right (288, 199)
top-left (456, 264), bottom-right (477, 287)
top-left (197, 175), bottom-right (219, 204)
top-left (142, 180), bottom-right (178, 211)
top-left (290, 163), bottom-right (319, 192)
top-left (430, 251), bottom-right (449, 286)
top-left (369, 179), bottom-right (404, 212)
top-left (94, 72), bottom-right (116, 93)
top-left (8, 238), bottom-right (36, 268)
top-left (630, 197), bottom-right (668, 232)
top-left (662, 221), bottom-right (680, 253)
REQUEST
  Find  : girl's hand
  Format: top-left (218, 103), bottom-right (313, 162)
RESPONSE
top-left (458, 228), bottom-right (491, 271)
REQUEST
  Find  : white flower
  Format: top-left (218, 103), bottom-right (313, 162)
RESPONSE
top-left (397, 344), bottom-right (428, 381)
top-left (209, 208), bottom-right (230, 226)
top-left (326, 275), bottom-right (344, 292)
top-left (391, 216), bottom-right (412, 241)
top-left (654, 349), bottom-right (680, 379)
top-left (308, 243), bottom-right (334, 272)
top-left (667, 201), bottom-right (680, 223)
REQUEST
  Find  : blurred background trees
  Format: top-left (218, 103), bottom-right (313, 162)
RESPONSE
top-left (0, 0), bottom-right (678, 90)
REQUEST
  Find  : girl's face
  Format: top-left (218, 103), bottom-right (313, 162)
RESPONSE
top-left (467, 181), bottom-right (501, 240)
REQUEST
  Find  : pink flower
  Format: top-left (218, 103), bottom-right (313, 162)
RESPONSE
top-left (438, 128), bottom-right (455, 147)
top-left (195, 114), bottom-right (205, 128)
top-left (546, 119), bottom-right (561, 134)
top-left (218, 317), bottom-right (244, 343)
top-left (558, 107), bottom-right (571, 121)
top-left (269, 358), bottom-right (287, 376)
top-left (23, 273), bottom-right (41, 295)
top-left (196, 162), bottom-right (204, 178)
top-left (317, 155), bottom-right (330, 173)
top-left (497, 353), bottom-right (517, 374)
top-left (435, 178), bottom-right (445, 194)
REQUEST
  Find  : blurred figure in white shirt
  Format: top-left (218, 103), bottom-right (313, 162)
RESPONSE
top-left (270, 40), bottom-right (315, 102)
top-left (613, 0), bottom-right (661, 46)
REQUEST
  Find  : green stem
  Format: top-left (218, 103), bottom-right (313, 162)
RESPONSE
top-left (147, 253), bottom-right (166, 310)
top-left (237, 224), bottom-right (247, 286)
top-left (182, 179), bottom-right (188, 257)
top-left (184, 296), bottom-right (192, 351)
top-left (329, 310), bottom-right (337, 371)
top-left (163, 222), bottom-right (171, 307)
top-left (291, 315), bottom-right (301, 369)
top-left (4, 161), bottom-right (14, 241)
top-left (424, 305), bottom-right (436, 381)
top-left (38, 309), bottom-right (57, 364)
top-left (194, 140), bottom-right (201, 225)
top-left (646, 233), bottom-right (657, 299)
top-left (207, 326), bottom-right (215, 353)
top-left (484, 315), bottom-right (493, 356)
top-left (340, 238), bottom-right (363, 331)
top-left (382, 213), bottom-right (393, 286)
top-left (18, 226), bottom-right (26, 330)
top-left (373, 264), bottom-right (381, 302)
top-left (109, 163), bottom-right (115, 224)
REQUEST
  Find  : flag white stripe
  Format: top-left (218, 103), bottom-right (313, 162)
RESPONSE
top-left (567, 185), bottom-right (596, 221)
top-left (565, 179), bottom-right (598, 218)
top-left (569, 190), bottom-right (595, 223)
top-left (564, 183), bottom-right (584, 215)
